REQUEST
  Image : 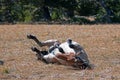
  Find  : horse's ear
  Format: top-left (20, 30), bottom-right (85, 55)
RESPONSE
top-left (67, 38), bottom-right (72, 44)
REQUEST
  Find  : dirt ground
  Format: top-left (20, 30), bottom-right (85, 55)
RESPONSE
top-left (0, 24), bottom-right (120, 80)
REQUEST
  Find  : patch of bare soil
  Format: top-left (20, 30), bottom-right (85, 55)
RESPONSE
top-left (0, 24), bottom-right (120, 80)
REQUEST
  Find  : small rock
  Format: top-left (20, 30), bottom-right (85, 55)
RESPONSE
top-left (0, 60), bottom-right (4, 65)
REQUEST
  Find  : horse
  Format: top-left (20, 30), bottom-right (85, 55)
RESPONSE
top-left (27, 34), bottom-right (92, 69)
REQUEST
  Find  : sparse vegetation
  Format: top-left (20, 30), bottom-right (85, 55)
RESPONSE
top-left (0, 24), bottom-right (120, 80)
top-left (3, 68), bottom-right (9, 74)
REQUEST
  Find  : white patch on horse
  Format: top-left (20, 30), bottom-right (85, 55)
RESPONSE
top-left (60, 42), bottom-right (75, 54)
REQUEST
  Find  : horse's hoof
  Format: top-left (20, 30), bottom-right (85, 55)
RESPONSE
top-left (27, 34), bottom-right (36, 39)
top-left (31, 47), bottom-right (38, 52)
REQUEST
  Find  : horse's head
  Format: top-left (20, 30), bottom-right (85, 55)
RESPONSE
top-left (53, 39), bottom-right (93, 69)
top-left (72, 52), bottom-right (94, 69)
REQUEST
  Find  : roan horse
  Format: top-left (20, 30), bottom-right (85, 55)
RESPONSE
top-left (27, 34), bottom-right (93, 69)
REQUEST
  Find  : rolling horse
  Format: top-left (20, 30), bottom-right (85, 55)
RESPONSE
top-left (27, 34), bottom-right (93, 69)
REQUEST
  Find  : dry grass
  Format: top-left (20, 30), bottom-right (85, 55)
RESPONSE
top-left (0, 24), bottom-right (120, 80)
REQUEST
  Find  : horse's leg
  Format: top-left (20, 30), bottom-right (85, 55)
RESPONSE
top-left (27, 34), bottom-right (59, 47)
top-left (27, 34), bottom-right (43, 47)
top-left (31, 47), bottom-right (48, 63)
top-left (42, 39), bottom-right (60, 47)
top-left (31, 47), bottom-right (43, 60)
